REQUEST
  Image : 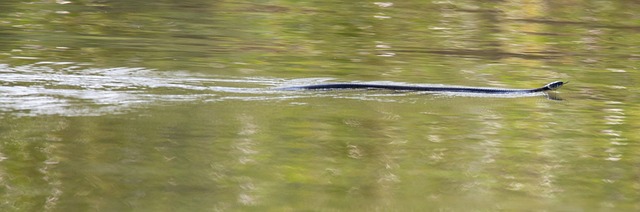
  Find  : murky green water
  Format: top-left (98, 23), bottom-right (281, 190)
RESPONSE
top-left (2, 0), bottom-right (639, 211)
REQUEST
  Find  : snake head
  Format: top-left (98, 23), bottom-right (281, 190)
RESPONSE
top-left (545, 81), bottom-right (567, 90)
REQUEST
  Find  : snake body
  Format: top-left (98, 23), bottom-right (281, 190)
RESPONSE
top-left (284, 81), bottom-right (565, 94)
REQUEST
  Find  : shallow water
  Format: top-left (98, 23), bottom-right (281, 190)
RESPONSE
top-left (1, 0), bottom-right (640, 211)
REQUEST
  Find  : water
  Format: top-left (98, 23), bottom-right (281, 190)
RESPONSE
top-left (1, 0), bottom-right (640, 211)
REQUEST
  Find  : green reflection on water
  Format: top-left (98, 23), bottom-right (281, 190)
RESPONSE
top-left (1, 0), bottom-right (640, 211)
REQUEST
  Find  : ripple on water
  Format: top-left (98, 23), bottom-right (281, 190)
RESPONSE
top-left (0, 63), bottom-right (284, 116)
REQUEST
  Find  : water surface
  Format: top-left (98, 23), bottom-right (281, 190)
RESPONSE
top-left (1, 0), bottom-right (639, 211)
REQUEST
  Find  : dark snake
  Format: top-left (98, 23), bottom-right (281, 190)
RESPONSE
top-left (283, 81), bottom-right (566, 94)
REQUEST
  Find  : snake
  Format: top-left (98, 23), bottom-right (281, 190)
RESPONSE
top-left (283, 81), bottom-right (566, 94)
